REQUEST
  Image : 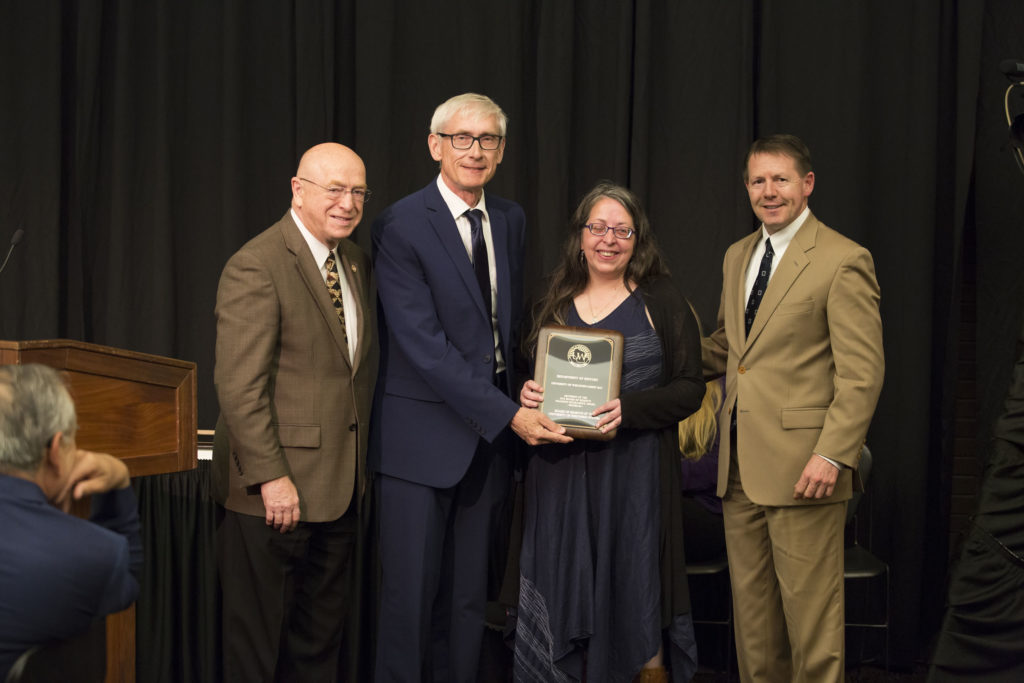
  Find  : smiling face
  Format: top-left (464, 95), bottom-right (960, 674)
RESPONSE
top-left (745, 152), bottom-right (815, 234)
top-left (428, 110), bottom-right (505, 206)
top-left (291, 143), bottom-right (367, 249)
top-left (581, 197), bottom-right (636, 282)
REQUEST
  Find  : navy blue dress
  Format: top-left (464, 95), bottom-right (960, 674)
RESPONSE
top-left (515, 294), bottom-right (666, 682)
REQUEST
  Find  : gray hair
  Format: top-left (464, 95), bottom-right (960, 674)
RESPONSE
top-left (0, 364), bottom-right (77, 473)
top-left (429, 93), bottom-right (508, 137)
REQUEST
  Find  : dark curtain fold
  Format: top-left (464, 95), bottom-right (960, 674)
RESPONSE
top-left (3, 0), bottom-right (1023, 674)
top-left (134, 462), bottom-right (219, 683)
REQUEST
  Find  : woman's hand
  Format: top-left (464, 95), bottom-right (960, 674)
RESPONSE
top-left (520, 379), bottom-right (544, 408)
top-left (593, 398), bottom-right (622, 434)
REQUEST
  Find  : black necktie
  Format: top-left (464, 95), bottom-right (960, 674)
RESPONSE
top-left (744, 238), bottom-right (774, 336)
top-left (465, 209), bottom-right (492, 320)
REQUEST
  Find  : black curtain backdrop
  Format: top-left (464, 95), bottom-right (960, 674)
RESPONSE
top-left (3, 0), bottom-right (1024, 673)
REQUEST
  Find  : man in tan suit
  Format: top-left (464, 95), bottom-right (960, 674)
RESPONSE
top-left (703, 134), bottom-right (884, 682)
top-left (212, 142), bottom-right (378, 682)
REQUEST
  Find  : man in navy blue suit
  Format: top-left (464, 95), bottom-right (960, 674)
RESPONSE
top-left (372, 93), bottom-right (569, 682)
top-left (0, 363), bottom-right (142, 681)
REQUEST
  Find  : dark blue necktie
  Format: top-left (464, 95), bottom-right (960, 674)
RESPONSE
top-left (744, 238), bottom-right (774, 335)
top-left (465, 209), bottom-right (492, 320)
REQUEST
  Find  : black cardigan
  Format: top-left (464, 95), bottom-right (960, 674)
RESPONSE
top-left (627, 275), bottom-right (706, 626)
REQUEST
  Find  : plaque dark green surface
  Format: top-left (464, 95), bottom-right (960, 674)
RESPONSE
top-left (534, 325), bottom-right (624, 440)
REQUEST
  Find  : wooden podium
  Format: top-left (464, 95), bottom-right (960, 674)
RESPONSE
top-left (0, 339), bottom-right (197, 683)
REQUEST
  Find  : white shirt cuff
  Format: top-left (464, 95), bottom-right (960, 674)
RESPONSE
top-left (815, 453), bottom-right (842, 470)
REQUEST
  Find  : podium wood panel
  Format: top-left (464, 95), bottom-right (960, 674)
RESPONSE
top-left (2, 339), bottom-right (197, 683)
top-left (0, 339), bottom-right (197, 476)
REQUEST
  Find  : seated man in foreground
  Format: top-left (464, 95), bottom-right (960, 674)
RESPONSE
top-left (0, 363), bottom-right (143, 680)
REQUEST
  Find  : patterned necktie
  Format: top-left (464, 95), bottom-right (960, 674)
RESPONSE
top-left (744, 238), bottom-right (774, 336)
top-left (324, 251), bottom-right (349, 350)
top-left (465, 209), bottom-right (492, 320)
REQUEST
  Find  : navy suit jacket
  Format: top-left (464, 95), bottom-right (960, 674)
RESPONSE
top-left (0, 475), bottom-right (142, 680)
top-left (370, 180), bottom-right (525, 488)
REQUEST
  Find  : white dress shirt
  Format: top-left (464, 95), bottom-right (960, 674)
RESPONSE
top-left (291, 209), bottom-right (359, 364)
top-left (435, 175), bottom-right (504, 373)
top-left (743, 206), bottom-right (809, 296)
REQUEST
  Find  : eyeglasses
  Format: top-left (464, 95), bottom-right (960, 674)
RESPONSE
top-left (436, 133), bottom-right (504, 151)
top-left (584, 223), bottom-right (634, 240)
top-left (299, 178), bottom-right (371, 203)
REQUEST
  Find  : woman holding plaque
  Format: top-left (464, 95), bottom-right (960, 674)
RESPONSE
top-left (514, 182), bottom-right (705, 682)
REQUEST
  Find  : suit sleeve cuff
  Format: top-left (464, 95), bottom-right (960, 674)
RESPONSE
top-left (815, 453), bottom-right (842, 470)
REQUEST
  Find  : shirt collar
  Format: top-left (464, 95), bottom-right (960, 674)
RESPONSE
top-left (435, 175), bottom-right (489, 223)
top-left (290, 208), bottom-right (334, 267)
top-left (759, 206), bottom-right (810, 252)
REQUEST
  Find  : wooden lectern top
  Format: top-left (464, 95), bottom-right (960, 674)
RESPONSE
top-left (0, 341), bottom-right (196, 682)
top-left (0, 339), bottom-right (197, 477)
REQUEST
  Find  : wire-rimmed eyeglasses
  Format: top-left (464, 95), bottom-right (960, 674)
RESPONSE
top-left (299, 177), bottom-right (371, 203)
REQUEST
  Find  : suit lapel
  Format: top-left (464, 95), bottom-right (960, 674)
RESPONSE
top-left (423, 183), bottom-right (491, 320)
top-left (744, 216), bottom-right (816, 349)
top-left (339, 244), bottom-right (369, 372)
top-left (731, 234), bottom-right (759, 350)
top-left (281, 216), bottom-right (352, 369)
top-left (491, 207), bottom-right (511, 334)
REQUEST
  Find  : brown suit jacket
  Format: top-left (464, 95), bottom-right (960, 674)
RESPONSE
top-left (212, 211), bottom-right (378, 522)
top-left (703, 212), bottom-right (884, 506)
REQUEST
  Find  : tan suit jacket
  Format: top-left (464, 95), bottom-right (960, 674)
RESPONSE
top-left (703, 212), bottom-right (883, 506)
top-left (212, 212), bottom-right (378, 522)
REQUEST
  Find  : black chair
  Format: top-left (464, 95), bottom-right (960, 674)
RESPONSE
top-left (4, 618), bottom-right (106, 683)
top-left (687, 553), bottom-right (733, 674)
top-left (844, 445), bottom-right (890, 670)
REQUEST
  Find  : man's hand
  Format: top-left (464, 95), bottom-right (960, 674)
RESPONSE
top-left (592, 398), bottom-right (622, 434)
top-left (510, 407), bottom-right (573, 446)
top-left (793, 454), bottom-right (840, 500)
top-left (261, 475), bottom-right (300, 533)
top-left (55, 449), bottom-right (131, 512)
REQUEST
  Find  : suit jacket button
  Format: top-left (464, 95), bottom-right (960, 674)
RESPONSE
top-left (738, 365), bottom-right (746, 374)
top-left (349, 424), bottom-right (357, 432)
top-left (483, 354), bottom-right (493, 364)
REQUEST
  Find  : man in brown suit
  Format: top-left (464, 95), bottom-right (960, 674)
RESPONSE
top-left (703, 135), bottom-right (884, 682)
top-left (212, 142), bottom-right (378, 682)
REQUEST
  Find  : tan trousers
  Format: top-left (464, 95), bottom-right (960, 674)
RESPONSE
top-left (722, 453), bottom-right (847, 683)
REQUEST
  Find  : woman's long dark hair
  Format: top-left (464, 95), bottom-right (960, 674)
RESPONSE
top-left (524, 181), bottom-right (669, 356)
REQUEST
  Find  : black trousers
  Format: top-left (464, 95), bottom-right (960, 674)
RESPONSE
top-left (216, 505), bottom-right (358, 683)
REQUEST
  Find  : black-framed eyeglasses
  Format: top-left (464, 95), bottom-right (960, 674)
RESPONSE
top-left (299, 177), bottom-right (371, 203)
top-left (584, 223), bottom-right (634, 240)
top-left (436, 133), bottom-right (504, 151)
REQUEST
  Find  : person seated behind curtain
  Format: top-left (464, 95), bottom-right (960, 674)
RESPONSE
top-left (516, 182), bottom-right (705, 683)
top-left (0, 363), bottom-right (142, 681)
top-left (678, 377), bottom-right (727, 563)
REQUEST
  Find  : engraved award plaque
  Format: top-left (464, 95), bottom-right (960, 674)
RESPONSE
top-left (534, 325), bottom-right (624, 440)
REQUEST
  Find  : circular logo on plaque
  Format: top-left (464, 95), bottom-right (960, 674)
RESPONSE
top-left (567, 344), bottom-right (592, 368)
